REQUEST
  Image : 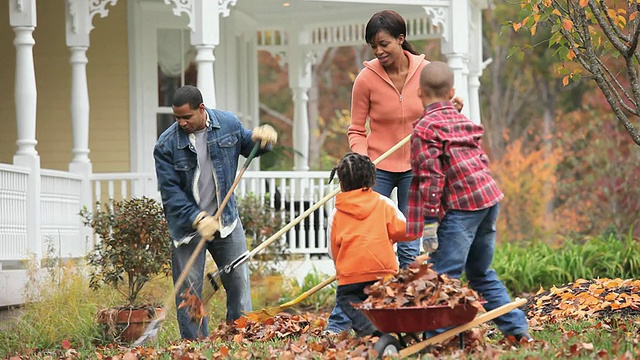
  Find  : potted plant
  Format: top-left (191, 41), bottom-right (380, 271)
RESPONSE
top-left (80, 196), bottom-right (172, 343)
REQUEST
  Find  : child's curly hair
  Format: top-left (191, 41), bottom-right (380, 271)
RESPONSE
top-left (328, 152), bottom-right (376, 192)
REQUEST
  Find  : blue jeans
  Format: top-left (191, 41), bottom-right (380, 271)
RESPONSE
top-left (336, 281), bottom-right (378, 337)
top-left (172, 221), bottom-right (252, 339)
top-left (429, 204), bottom-right (528, 336)
top-left (373, 168), bottom-right (420, 269)
top-left (326, 299), bottom-right (352, 333)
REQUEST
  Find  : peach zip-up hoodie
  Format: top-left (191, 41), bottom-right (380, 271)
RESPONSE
top-left (348, 51), bottom-right (428, 172)
top-left (328, 188), bottom-right (416, 286)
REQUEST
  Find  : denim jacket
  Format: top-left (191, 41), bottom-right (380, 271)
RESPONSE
top-left (154, 107), bottom-right (268, 241)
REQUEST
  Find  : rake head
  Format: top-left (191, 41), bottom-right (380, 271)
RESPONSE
top-left (244, 306), bottom-right (281, 323)
top-left (131, 311), bottom-right (166, 347)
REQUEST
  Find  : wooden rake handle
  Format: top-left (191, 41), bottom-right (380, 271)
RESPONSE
top-left (133, 142), bottom-right (261, 348)
top-left (247, 134), bottom-right (412, 261)
top-left (170, 142), bottom-right (261, 301)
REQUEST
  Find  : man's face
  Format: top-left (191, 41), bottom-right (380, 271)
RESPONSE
top-left (172, 103), bottom-right (206, 133)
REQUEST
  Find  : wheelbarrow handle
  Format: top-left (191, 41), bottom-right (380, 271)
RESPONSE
top-left (398, 297), bottom-right (527, 358)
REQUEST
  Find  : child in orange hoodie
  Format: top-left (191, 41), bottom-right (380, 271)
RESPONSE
top-left (327, 153), bottom-right (416, 337)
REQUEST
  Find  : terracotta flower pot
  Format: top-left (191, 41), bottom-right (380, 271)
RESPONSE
top-left (97, 306), bottom-right (164, 343)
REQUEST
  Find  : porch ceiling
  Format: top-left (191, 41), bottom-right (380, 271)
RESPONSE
top-left (234, 0), bottom-right (439, 27)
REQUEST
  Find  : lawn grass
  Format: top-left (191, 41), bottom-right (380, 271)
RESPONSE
top-left (2, 233), bottom-right (640, 359)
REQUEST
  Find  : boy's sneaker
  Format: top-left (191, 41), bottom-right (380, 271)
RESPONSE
top-left (322, 329), bottom-right (339, 336)
top-left (511, 332), bottom-right (534, 344)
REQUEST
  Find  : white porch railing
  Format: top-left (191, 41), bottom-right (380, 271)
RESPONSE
top-left (90, 172), bottom-right (158, 204)
top-left (0, 164), bottom-right (29, 262)
top-left (88, 171), bottom-right (336, 258)
top-left (0, 168), bottom-right (338, 263)
top-left (40, 169), bottom-right (85, 259)
top-left (237, 171), bottom-right (336, 257)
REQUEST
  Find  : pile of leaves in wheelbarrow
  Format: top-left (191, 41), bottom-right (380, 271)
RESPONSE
top-left (358, 257), bottom-right (485, 311)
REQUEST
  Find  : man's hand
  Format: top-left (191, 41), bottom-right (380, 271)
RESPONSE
top-left (193, 211), bottom-right (219, 241)
top-left (452, 96), bottom-right (464, 112)
top-left (252, 124), bottom-right (278, 149)
top-left (422, 217), bottom-right (439, 253)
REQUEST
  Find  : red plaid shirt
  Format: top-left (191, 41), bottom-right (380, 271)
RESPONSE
top-left (406, 101), bottom-right (503, 237)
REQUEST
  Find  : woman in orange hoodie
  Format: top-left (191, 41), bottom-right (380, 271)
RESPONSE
top-left (327, 9), bottom-right (464, 335)
top-left (348, 10), bottom-right (428, 269)
top-left (327, 153), bottom-right (416, 337)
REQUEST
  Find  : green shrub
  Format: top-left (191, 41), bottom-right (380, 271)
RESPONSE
top-left (493, 231), bottom-right (640, 295)
top-left (79, 197), bottom-right (172, 307)
top-left (237, 193), bottom-right (287, 275)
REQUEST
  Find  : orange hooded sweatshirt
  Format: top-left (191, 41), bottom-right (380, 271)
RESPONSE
top-left (348, 51), bottom-right (428, 173)
top-left (328, 188), bottom-right (416, 286)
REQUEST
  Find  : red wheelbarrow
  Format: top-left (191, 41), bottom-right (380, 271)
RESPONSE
top-left (360, 298), bottom-right (527, 358)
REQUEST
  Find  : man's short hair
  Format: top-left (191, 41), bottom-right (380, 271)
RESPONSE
top-left (172, 85), bottom-right (203, 110)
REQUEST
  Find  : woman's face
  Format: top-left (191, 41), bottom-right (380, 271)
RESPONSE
top-left (369, 30), bottom-right (405, 68)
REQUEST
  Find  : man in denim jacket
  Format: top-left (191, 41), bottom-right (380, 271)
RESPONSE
top-left (154, 85), bottom-right (277, 340)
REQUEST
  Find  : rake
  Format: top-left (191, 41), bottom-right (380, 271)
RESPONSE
top-left (132, 142), bottom-right (260, 347)
top-left (245, 274), bottom-right (336, 322)
top-left (241, 134), bottom-right (412, 322)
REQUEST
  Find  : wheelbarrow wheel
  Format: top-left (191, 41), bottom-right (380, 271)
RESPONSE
top-left (373, 334), bottom-right (401, 359)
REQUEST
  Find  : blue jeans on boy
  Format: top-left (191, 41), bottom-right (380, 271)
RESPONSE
top-left (172, 222), bottom-right (252, 339)
top-left (336, 281), bottom-right (378, 337)
top-left (428, 204), bottom-right (528, 337)
top-left (373, 168), bottom-right (419, 269)
top-left (326, 303), bottom-right (352, 333)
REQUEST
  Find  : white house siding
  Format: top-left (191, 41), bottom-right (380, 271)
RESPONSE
top-left (0, 0), bottom-right (130, 173)
top-left (0, 5), bottom-right (17, 165)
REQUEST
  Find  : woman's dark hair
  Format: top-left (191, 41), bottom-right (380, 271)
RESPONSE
top-left (365, 10), bottom-right (418, 55)
top-left (172, 85), bottom-right (203, 110)
top-left (328, 153), bottom-right (376, 192)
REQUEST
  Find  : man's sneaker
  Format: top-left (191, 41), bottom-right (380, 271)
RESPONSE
top-left (512, 332), bottom-right (534, 344)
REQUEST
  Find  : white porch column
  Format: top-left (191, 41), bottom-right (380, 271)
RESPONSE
top-left (288, 30), bottom-right (313, 171)
top-left (165, 0), bottom-right (225, 107)
top-left (64, 0), bottom-right (116, 244)
top-left (467, 2), bottom-right (483, 125)
top-left (427, 0), bottom-right (471, 120)
top-left (10, 0), bottom-right (41, 260)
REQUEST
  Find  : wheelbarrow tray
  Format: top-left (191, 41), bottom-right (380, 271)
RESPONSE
top-left (360, 303), bottom-right (479, 334)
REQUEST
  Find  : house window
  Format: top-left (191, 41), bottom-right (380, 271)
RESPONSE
top-left (156, 28), bottom-right (198, 138)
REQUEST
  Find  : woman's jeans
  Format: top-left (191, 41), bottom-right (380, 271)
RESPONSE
top-left (372, 169), bottom-right (419, 268)
top-left (428, 204), bottom-right (528, 336)
top-left (327, 169), bottom-right (418, 333)
top-left (172, 221), bottom-right (252, 340)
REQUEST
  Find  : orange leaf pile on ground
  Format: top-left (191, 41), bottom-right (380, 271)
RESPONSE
top-left (359, 260), bottom-right (484, 311)
top-left (524, 278), bottom-right (640, 323)
top-left (208, 313), bottom-right (379, 359)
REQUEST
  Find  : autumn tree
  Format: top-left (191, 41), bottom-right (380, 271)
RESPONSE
top-left (512, 0), bottom-right (640, 145)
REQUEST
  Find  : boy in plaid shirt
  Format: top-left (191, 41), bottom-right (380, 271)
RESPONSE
top-left (407, 61), bottom-right (532, 343)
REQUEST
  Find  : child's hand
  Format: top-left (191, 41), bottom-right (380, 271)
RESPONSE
top-left (422, 218), bottom-right (439, 253)
top-left (452, 96), bottom-right (464, 112)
